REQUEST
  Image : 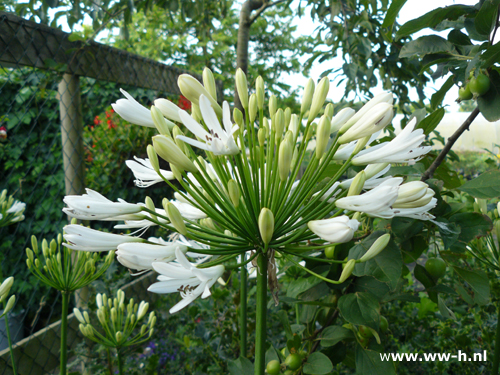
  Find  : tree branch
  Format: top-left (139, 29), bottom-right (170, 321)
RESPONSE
top-left (248, 0), bottom-right (286, 25)
top-left (421, 107), bottom-right (480, 181)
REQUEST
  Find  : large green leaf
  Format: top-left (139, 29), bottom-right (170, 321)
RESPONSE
top-left (320, 326), bottom-right (354, 348)
top-left (350, 235), bottom-right (403, 289)
top-left (449, 212), bottom-right (492, 248)
top-left (399, 36), bottom-right (456, 58)
top-left (303, 352), bottom-right (333, 374)
top-left (396, 5), bottom-right (473, 39)
top-left (228, 356), bottom-right (254, 375)
top-left (475, 0), bottom-right (500, 36)
top-left (453, 267), bottom-right (490, 305)
top-left (355, 345), bottom-right (397, 375)
top-left (430, 81), bottom-right (453, 112)
top-left (352, 276), bottom-right (391, 299)
top-left (338, 292), bottom-right (380, 330)
top-left (477, 70), bottom-right (500, 122)
top-left (381, 0), bottom-right (408, 28)
top-left (481, 42), bottom-right (500, 68)
top-left (458, 170), bottom-right (500, 198)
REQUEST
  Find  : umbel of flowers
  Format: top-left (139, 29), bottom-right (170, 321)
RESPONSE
top-left (63, 68), bottom-right (436, 374)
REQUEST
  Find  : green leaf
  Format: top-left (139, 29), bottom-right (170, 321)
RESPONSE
top-left (414, 264), bottom-right (438, 303)
top-left (434, 218), bottom-right (461, 249)
top-left (396, 5), bottom-right (473, 39)
top-left (228, 356), bottom-right (254, 375)
top-left (382, 0), bottom-right (408, 28)
top-left (449, 212), bottom-right (492, 248)
top-left (475, 0), bottom-right (500, 36)
top-left (320, 326), bottom-right (354, 347)
top-left (338, 292), bottom-right (380, 330)
top-left (458, 170), bottom-right (500, 198)
top-left (399, 36), bottom-right (456, 58)
top-left (391, 217), bottom-right (424, 240)
top-left (355, 345), bottom-right (397, 375)
top-left (286, 268), bottom-right (328, 298)
top-left (448, 29), bottom-right (472, 45)
top-left (277, 310), bottom-right (293, 340)
top-left (430, 81), bottom-right (453, 112)
top-left (453, 267), bottom-right (490, 305)
top-left (481, 43), bottom-right (500, 68)
top-left (477, 70), bottom-right (500, 122)
top-left (265, 345), bottom-right (280, 364)
top-left (350, 234), bottom-right (403, 289)
top-left (352, 276), bottom-right (391, 300)
top-left (434, 164), bottom-right (462, 189)
top-left (303, 352), bottom-right (333, 374)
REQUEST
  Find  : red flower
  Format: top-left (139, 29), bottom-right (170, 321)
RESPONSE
top-left (107, 120), bottom-right (116, 129)
top-left (0, 126), bottom-right (6, 140)
top-left (94, 116), bottom-right (101, 125)
top-left (178, 95), bottom-right (192, 111)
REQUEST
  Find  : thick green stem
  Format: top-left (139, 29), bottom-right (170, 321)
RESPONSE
top-left (60, 292), bottom-right (70, 375)
top-left (117, 349), bottom-right (124, 375)
top-left (3, 304), bottom-right (17, 375)
top-left (255, 251), bottom-right (268, 375)
top-left (106, 348), bottom-right (114, 375)
top-left (240, 260), bottom-right (248, 357)
top-left (492, 299), bottom-right (500, 374)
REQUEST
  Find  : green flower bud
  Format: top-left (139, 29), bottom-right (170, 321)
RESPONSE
top-left (291, 146), bottom-right (299, 170)
top-left (170, 164), bottom-right (183, 182)
top-left (145, 196), bottom-right (157, 221)
top-left (324, 103), bottom-right (334, 120)
top-left (338, 259), bottom-right (356, 283)
top-left (202, 67), bottom-right (217, 101)
top-left (301, 78), bottom-right (315, 116)
top-left (151, 105), bottom-right (173, 137)
top-left (228, 179), bottom-right (241, 208)
top-left (0, 277), bottom-right (14, 300)
top-left (289, 114), bottom-right (299, 139)
top-left (118, 290), bottom-right (125, 306)
top-left (258, 208), bottom-right (274, 245)
top-left (359, 234), bottom-right (390, 262)
top-left (284, 130), bottom-right (294, 145)
top-left (96, 294), bottom-right (103, 309)
top-left (308, 77), bottom-right (330, 122)
top-left (274, 108), bottom-right (285, 141)
top-left (235, 68), bottom-right (249, 109)
top-left (200, 218), bottom-right (216, 231)
top-left (3, 295), bottom-right (15, 315)
top-left (115, 331), bottom-right (123, 343)
top-left (258, 128), bottom-right (266, 147)
top-left (191, 103), bottom-right (202, 123)
top-left (26, 248), bottom-right (34, 262)
top-left (26, 259), bottom-right (32, 270)
top-left (172, 126), bottom-right (189, 154)
top-left (348, 171), bottom-right (366, 196)
top-left (269, 95), bottom-right (277, 119)
top-left (42, 239), bottom-right (48, 257)
top-left (74, 308), bottom-right (86, 324)
top-left (31, 235), bottom-right (38, 254)
top-left (84, 311), bottom-right (90, 324)
top-left (279, 140), bottom-right (293, 182)
top-left (353, 135), bottom-right (371, 155)
top-left (141, 325), bottom-right (147, 335)
top-left (111, 307), bottom-right (118, 325)
top-left (153, 135), bottom-right (197, 173)
top-left (164, 200), bottom-right (187, 235)
top-left (178, 74), bottom-right (221, 116)
top-left (256, 76), bottom-right (265, 110)
top-left (233, 107), bottom-right (243, 128)
top-left (35, 258), bottom-right (41, 269)
top-left (315, 115), bottom-right (331, 159)
top-left (137, 301), bottom-right (149, 320)
top-left (364, 163), bottom-right (389, 180)
top-left (284, 107), bottom-right (292, 128)
top-left (249, 94), bottom-right (258, 124)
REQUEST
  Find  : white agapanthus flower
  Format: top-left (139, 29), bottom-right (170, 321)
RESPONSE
top-left (171, 200), bottom-right (207, 220)
top-left (352, 118), bottom-right (432, 165)
top-left (148, 247), bottom-right (224, 314)
top-left (125, 157), bottom-right (174, 187)
top-left (116, 242), bottom-right (188, 271)
top-left (308, 215), bottom-right (360, 243)
top-left (112, 89), bottom-right (155, 127)
top-left (177, 95), bottom-right (239, 155)
top-left (63, 188), bottom-right (143, 220)
top-left (340, 164), bottom-right (392, 190)
top-left (63, 224), bottom-right (144, 251)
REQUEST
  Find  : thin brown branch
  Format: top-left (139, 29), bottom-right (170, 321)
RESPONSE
top-left (248, 0), bottom-right (286, 25)
top-left (421, 107), bottom-right (480, 182)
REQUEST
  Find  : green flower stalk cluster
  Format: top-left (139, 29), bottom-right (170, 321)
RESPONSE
top-left (74, 290), bottom-right (156, 374)
top-left (0, 190), bottom-right (25, 227)
top-left (63, 68), bottom-right (438, 374)
top-left (0, 277), bottom-right (17, 375)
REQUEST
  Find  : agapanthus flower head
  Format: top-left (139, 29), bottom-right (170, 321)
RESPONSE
top-left (0, 190), bottom-right (26, 227)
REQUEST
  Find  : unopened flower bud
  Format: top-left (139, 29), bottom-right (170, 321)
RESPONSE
top-left (359, 234), bottom-right (390, 262)
top-left (153, 135), bottom-right (197, 173)
top-left (170, 164), bottom-right (183, 182)
top-left (144, 196), bottom-right (157, 221)
top-left (236, 68), bottom-right (249, 109)
top-left (284, 107), bottom-right (291, 128)
top-left (316, 115), bottom-right (331, 158)
top-left (74, 308), bottom-right (86, 324)
top-left (256, 76), bottom-right (265, 110)
top-left (339, 103), bottom-right (393, 144)
top-left (141, 325), bottom-right (147, 335)
top-left (274, 108), bottom-right (285, 141)
top-left (31, 235), bottom-right (38, 254)
top-left (0, 277), bottom-right (14, 299)
top-left (301, 78), bottom-right (314, 116)
top-left (26, 248), bottom-right (34, 262)
top-left (289, 114), bottom-right (299, 139)
top-left (308, 77), bottom-right (330, 122)
top-left (249, 94), bottom-right (258, 124)
top-left (200, 218), bottom-right (216, 231)
top-left (164, 200), bottom-right (187, 235)
top-left (118, 290), bottom-right (125, 306)
top-left (151, 105), bottom-right (174, 136)
top-left (340, 92), bottom-right (393, 133)
top-left (258, 208), bottom-right (274, 245)
top-left (394, 182), bottom-right (434, 208)
top-left (115, 331), bottom-right (123, 343)
top-left (35, 258), bottom-right (41, 269)
top-left (178, 74), bottom-right (221, 115)
top-left (269, 95), bottom-right (277, 119)
top-left (279, 140), bottom-right (293, 182)
top-left (338, 259), bottom-right (356, 283)
top-left (83, 311), bottom-right (90, 324)
top-left (233, 108), bottom-right (244, 128)
top-left (348, 171), bottom-right (366, 196)
top-left (111, 307), bottom-right (118, 325)
top-left (154, 98), bottom-right (181, 123)
top-left (291, 146), bottom-right (299, 170)
top-left (202, 67), bottom-right (217, 101)
top-left (3, 295), bottom-right (15, 315)
top-left (137, 301), bottom-right (149, 320)
top-left (228, 179), bottom-right (241, 207)
top-left (258, 128), bottom-right (266, 147)
top-left (324, 103), bottom-right (334, 120)
top-left (146, 145), bottom-right (160, 175)
top-left (96, 294), bottom-right (103, 309)
top-left (191, 103), bottom-right (202, 123)
top-left (364, 163), bottom-right (389, 180)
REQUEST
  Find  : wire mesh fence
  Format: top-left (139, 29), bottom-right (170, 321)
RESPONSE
top-left (0, 11), bottom-right (216, 374)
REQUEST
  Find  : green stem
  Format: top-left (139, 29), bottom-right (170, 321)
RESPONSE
top-left (107, 348), bottom-right (114, 375)
top-left (255, 251), bottom-right (268, 375)
top-left (3, 303), bottom-right (17, 375)
top-left (240, 257), bottom-right (248, 357)
top-left (60, 292), bottom-right (70, 375)
top-left (493, 299), bottom-right (500, 374)
top-left (117, 348), bottom-right (124, 375)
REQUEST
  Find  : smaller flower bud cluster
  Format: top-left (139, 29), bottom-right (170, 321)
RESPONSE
top-left (0, 277), bottom-right (16, 318)
top-left (75, 290), bottom-right (156, 348)
top-left (26, 221), bottom-right (114, 293)
top-left (0, 190), bottom-right (25, 228)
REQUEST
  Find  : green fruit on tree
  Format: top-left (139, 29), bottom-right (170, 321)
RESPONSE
top-left (358, 325), bottom-right (373, 338)
top-left (358, 335), bottom-right (369, 347)
top-left (469, 74), bottom-right (491, 96)
top-left (325, 245), bottom-right (336, 259)
top-left (285, 353), bottom-right (302, 370)
top-left (379, 316), bottom-right (388, 333)
top-left (458, 85), bottom-right (473, 100)
top-left (266, 360), bottom-right (281, 375)
top-left (425, 258), bottom-right (447, 279)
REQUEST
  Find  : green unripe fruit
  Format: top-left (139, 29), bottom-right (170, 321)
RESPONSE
top-left (358, 325), bottom-right (373, 338)
top-left (285, 353), bottom-right (302, 370)
top-left (357, 334), bottom-right (369, 347)
top-left (469, 74), bottom-right (490, 96)
top-left (458, 85), bottom-right (473, 100)
top-left (266, 360), bottom-right (281, 375)
top-left (379, 316), bottom-right (388, 332)
top-left (425, 258), bottom-right (447, 279)
top-left (325, 245), bottom-right (336, 259)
